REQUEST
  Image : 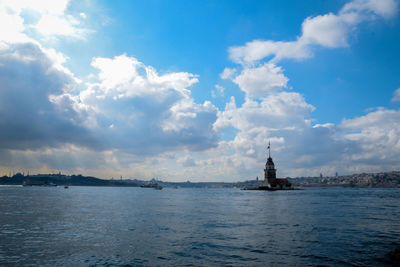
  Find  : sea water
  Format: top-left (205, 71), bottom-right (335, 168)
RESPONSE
top-left (0, 186), bottom-right (399, 266)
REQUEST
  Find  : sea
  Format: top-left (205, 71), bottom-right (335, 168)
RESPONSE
top-left (0, 186), bottom-right (399, 266)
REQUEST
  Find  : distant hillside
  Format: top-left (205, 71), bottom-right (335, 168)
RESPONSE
top-left (288, 171), bottom-right (400, 188)
top-left (0, 173), bottom-right (139, 187)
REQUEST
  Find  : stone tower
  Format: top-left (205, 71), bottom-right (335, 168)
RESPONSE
top-left (264, 156), bottom-right (277, 184)
top-left (264, 141), bottom-right (276, 184)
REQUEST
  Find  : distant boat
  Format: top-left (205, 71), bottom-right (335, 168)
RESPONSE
top-left (64, 185), bottom-right (69, 189)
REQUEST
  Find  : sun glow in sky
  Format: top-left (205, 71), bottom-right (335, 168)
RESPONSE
top-left (0, 0), bottom-right (399, 181)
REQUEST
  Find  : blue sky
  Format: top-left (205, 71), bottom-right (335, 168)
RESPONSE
top-left (0, 0), bottom-right (400, 181)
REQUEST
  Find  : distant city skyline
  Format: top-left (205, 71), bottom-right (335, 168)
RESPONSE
top-left (0, 0), bottom-right (399, 181)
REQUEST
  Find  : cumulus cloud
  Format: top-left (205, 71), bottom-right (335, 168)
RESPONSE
top-left (208, 111), bottom-right (400, 178)
top-left (72, 54), bottom-right (219, 154)
top-left (211, 84), bottom-right (224, 98)
top-left (392, 88), bottom-right (400, 102)
top-left (0, 8), bottom-right (28, 44)
top-left (211, 91), bottom-right (341, 178)
top-left (35, 14), bottom-right (88, 39)
top-left (211, 98), bottom-right (400, 179)
top-left (232, 63), bottom-right (289, 98)
top-left (300, 13), bottom-right (353, 48)
top-left (0, 0), bottom-right (104, 177)
top-left (0, 46), bottom-right (219, 176)
top-left (0, 42), bottom-right (94, 151)
top-left (0, 0), bottom-right (219, 177)
top-left (215, 84), bottom-right (224, 96)
top-left (229, 39), bottom-right (310, 65)
top-left (340, 108), bottom-right (400, 168)
top-left (229, 0), bottom-right (397, 64)
top-left (214, 92), bottom-right (315, 132)
top-left (211, 0), bottom-right (400, 179)
top-left (220, 67), bottom-right (237, 80)
top-left (1, 0), bottom-right (399, 180)
top-left (3, 0), bottom-right (70, 15)
top-left (341, 0), bottom-right (398, 19)
top-left (0, 0), bottom-right (91, 40)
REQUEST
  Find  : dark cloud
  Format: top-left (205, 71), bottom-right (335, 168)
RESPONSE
top-left (0, 43), bottom-right (97, 151)
top-left (0, 44), bottom-right (219, 166)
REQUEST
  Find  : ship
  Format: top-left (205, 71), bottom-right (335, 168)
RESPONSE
top-left (140, 182), bottom-right (163, 190)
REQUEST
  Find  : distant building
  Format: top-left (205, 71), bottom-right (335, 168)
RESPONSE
top-left (262, 142), bottom-right (292, 190)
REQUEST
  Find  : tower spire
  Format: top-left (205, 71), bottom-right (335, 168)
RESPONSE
top-left (267, 141), bottom-right (271, 158)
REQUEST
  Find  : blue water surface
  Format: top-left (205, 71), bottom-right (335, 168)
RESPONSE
top-left (0, 186), bottom-right (399, 266)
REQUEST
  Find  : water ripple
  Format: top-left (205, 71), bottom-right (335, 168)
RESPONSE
top-left (0, 187), bottom-right (399, 266)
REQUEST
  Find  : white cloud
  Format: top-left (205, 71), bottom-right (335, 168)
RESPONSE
top-left (233, 63), bottom-right (289, 98)
top-left (0, 8), bottom-right (29, 44)
top-left (228, 0), bottom-right (397, 64)
top-left (1, 0), bottom-right (399, 181)
top-left (212, 98), bottom-right (400, 178)
top-left (211, 84), bottom-right (224, 98)
top-left (220, 67), bottom-right (237, 79)
top-left (300, 13), bottom-right (352, 48)
top-left (1, 0), bottom-right (70, 15)
top-left (35, 14), bottom-right (87, 38)
top-left (89, 55), bottom-right (198, 100)
top-left (210, 87), bottom-right (400, 179)
top-left (0, 6), bottom-right (219, 178)
top-left (74, 54), bottom-right (219, 154)
top-left (90, 54), bottom-right (142, 90)
top-left (340, 108), bottom-right (400, 166)
top-left (391, 88), bottom-right (400, 102)
top-left (211, 108), bottom-right (347, 179)
top-left (341, 0), bottom-right (398, 20)
top-left (213, 0), bottom-right (400, 179)
top-left (229, 39), bottom-right (310, 64)
top-left (214, 92), bottom-right (315, 132)
top-left (0, 0), bottom-right (91, 40)
top-left (215, 84), bottom-right (224, 95)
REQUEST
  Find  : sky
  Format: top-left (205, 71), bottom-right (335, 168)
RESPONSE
top-left (0, 0), bottom-right (400, 181)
